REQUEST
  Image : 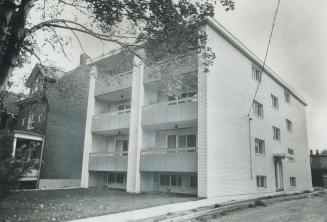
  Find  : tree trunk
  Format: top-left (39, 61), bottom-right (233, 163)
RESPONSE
top-left (0, 0), bottom-right (35, 90)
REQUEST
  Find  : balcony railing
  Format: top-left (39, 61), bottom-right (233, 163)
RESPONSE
top-left (92, 110), bottom-right (130, 133)
top-left (95, 71), bottom-right (133, 96)
top-left (89, 152), bottom-right (128, 171)
top-left (140, 147), bottom-right (198, 173)
top-left (141, 147), bottom-right (197, 155)
top-left (142, 97), bottom-right (198, 126)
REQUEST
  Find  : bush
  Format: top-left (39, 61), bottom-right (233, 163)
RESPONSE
top-left (0, 135), bottom-right (36, 198)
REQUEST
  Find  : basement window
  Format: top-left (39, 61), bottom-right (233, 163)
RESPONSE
top-left (290, 177), bottom-right (297, 187)
top-left (256, 176), bottom-right (267, 188)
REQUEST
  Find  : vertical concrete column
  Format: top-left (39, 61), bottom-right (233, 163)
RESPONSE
top-left (127, 50), bottom-right (145, 193)
top-left (81, 66), bottom-right (97, 188)
top-left (12, 137), bottom-right (17, 157)
top-left (197, 44), bottom-right (208, 198)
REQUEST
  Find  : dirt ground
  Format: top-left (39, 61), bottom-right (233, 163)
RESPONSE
top-left (196, 191), bottom-right (327, 222)
top-left (0, 188), bottom-right (198, 222)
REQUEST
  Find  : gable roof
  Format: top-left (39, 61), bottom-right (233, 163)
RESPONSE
top-left (26, 64), bottom-right (65, 88)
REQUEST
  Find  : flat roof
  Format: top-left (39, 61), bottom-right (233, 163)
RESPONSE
top-left (206, 17), bottom-right (307, 106)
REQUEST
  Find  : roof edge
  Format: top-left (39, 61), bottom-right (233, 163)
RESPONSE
top-left (205, 17), bottom-right (307, 106)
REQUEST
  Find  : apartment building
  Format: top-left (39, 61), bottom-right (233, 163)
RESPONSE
top-left (80, 17), bottom-right (312, 199)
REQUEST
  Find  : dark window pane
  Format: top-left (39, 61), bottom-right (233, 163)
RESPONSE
top-left (190, 176), bottom-right (197, 187)
top-left (178, 135), bottom-right (186, 148)
top-left (187, 134), bottom-right (196, 147)
top-left (160, 174), bottom-right (170, 186)
top-left (168, 135), bottom-right (176, 149)
top-left (107, 174), bottom-right (115, 183)
top-left (116, 174), bottom-right (124, 184)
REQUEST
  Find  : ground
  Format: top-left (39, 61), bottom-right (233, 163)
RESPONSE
top-left (196, 190), bottom-right (327, 222)
top-left (0, 188), bottom-right (198, 222)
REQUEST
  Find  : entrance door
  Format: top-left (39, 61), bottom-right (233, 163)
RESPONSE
top-left (274, 158), bottom-right (284, 191)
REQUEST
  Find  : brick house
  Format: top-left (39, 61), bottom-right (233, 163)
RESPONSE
top-left (310, 150), bottom-right (327, 188)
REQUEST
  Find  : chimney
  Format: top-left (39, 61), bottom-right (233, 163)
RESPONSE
top-left (316, 149), bottom-right (320, 155)
top-left (80, 54), bottom-right (88, 66)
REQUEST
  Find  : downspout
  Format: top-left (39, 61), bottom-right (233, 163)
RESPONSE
top-left (248, 115), bottom-right (253, 180)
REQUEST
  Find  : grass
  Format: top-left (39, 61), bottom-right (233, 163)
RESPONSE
top-left (0, 188), bottom-right (198, 222)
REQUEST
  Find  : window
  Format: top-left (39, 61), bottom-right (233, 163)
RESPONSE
top-left (117, 104), bottom-right (131, 114)
top-left (256, 176), bottom-right (267, 188)
top-left (285, 90), bottom-right (291, 103)
top-left (168, 134), bottom-right (196, 149)
top-left (27, 114), bottom-right (35, 129)
top-left (286, 119), bottom-right (293, 132)
top-left (187, 134), bottom-right (196, 148)
top-left (253, 101), bottom-right (264, 118)
top-left (167, 135), bottom-right (177, 149)
top-left (290, 177), bottom-right (296, 187)
top-left (116, 173), bottom-right (124, 184)
top-left (273, 126), bottom-right (281, 141)
top-left (115, 139), bottom-right (129, 155)
top-left (171, 175), bottom-right (182, 187)
top-left (271, 95), bottom-right (279, 109)
top-left (178, 135), bottom-right (186, 148)
top-left (189, 175), bottom-right (197, 187)
top-left (21, 118), bottom-right (25, 127)
top-left (252, 65), bottom-right (262, 82)
top-left (160, 174), bottom-right (170, 186)
top-left (288, 148), bottom-right (295, 161)
top-left (255, 138), bottom-right (265, 154)
top-left (107, 174), bottom-right (116, 183)
top-left (38, 114), bottom-right (42, 123)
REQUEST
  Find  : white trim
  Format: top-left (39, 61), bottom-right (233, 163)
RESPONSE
top-left (206, 17), bottom-right (307, 106)
top-left (13, 133), bottom-right (43, 141)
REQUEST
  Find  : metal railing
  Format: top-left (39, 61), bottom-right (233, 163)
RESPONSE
top-left (89, 151), bottom-right (128, 157)
top-left (141, 147), bottom-right (197, 155)
top-left (143, 96), bottom-right (198, 110)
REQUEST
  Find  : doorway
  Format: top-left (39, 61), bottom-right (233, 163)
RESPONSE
top-left (274, 157), bottom-right (284, 191)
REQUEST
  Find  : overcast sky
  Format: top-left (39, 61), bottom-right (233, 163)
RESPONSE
top-left (14, 0), bottom-right (327, 150)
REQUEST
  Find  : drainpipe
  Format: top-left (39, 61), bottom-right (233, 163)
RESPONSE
top-left (248, 115), bottom-right (253, 180)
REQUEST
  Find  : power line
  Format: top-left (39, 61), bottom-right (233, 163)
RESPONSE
top-left (247, 0), bottom-right (281, 116)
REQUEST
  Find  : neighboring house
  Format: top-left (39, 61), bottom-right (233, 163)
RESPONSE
top-left (10, 64), bottom-right (64, 188)
top-left (310, 150), bottom-right (327, 188)
top-left (0, 92), bottom-right (19, 130)
top-left (79, 17), bottom-right (312, 200)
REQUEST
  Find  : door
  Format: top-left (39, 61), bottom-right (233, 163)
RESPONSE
top-left (275, 158), bottom-right (284, 191)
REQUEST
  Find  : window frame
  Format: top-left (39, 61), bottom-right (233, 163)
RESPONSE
top-left (189, 175), bottom-right (198, 188)
top-left (253, 101), bottom-right (264, 118)
top-left (271, 94), bottom-right (279, 109)
top-left (255, 138), bottom-right (265, 155)
top-left (286, 119), bottom-right (293, 132)
top-left (284, 90), bottom-right (291, 104)
top-left (167, 134), bottom-right (197, 149)
top-left (288, 148), bottom-right (295, 161)
top-left (27, 114), bottom-right (35, 129)
top-left (256, 175), bottom-right (267, 188)
top-left (252, 65), bottom-right (262, 82)
top-left (290, 177), bottom-right (296, 187)
top-left (273, 126), bottom-right (281, 141)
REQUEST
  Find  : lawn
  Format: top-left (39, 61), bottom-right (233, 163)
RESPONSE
top-left (0, 188), bottom-right (198, 222)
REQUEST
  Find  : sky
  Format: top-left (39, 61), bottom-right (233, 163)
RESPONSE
top-left (13, 0), bottom-right (327, 150)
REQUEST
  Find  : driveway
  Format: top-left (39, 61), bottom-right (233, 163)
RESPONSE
top-left (196, 191), bottom-right (327, 222)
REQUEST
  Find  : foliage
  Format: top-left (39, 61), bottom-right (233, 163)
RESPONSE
top-left (0, 135), bottom-right (38, 198)
top-left (0, 0), bottom-right (234, 93)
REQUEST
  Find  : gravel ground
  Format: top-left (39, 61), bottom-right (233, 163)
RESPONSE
top-left (196, 191), bottom-right (327, 222)
top-left (0, 188), bottom-right (198, 222)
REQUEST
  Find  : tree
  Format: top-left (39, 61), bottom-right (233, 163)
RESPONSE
top-left (0, 135), bottom-right (38, 198)
top-left (0, 0), bottom-right (234, 91)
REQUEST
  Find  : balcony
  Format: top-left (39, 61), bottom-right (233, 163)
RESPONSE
top-left (92, 111), bottom-right (130, 134)
top-left (140, 147), bottom-right (197, 173)
top-left (95, 71), bottom-right (132, 96)
top-left (89, 152), bottom-right (128, 172)
top-left (142, 98), bottom-right (198, 128)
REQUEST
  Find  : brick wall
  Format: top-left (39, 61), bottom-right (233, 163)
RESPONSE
top-left (16, 99), bottom-right (48, 135)
top-left (41, 66), bottom-right (91, 180)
